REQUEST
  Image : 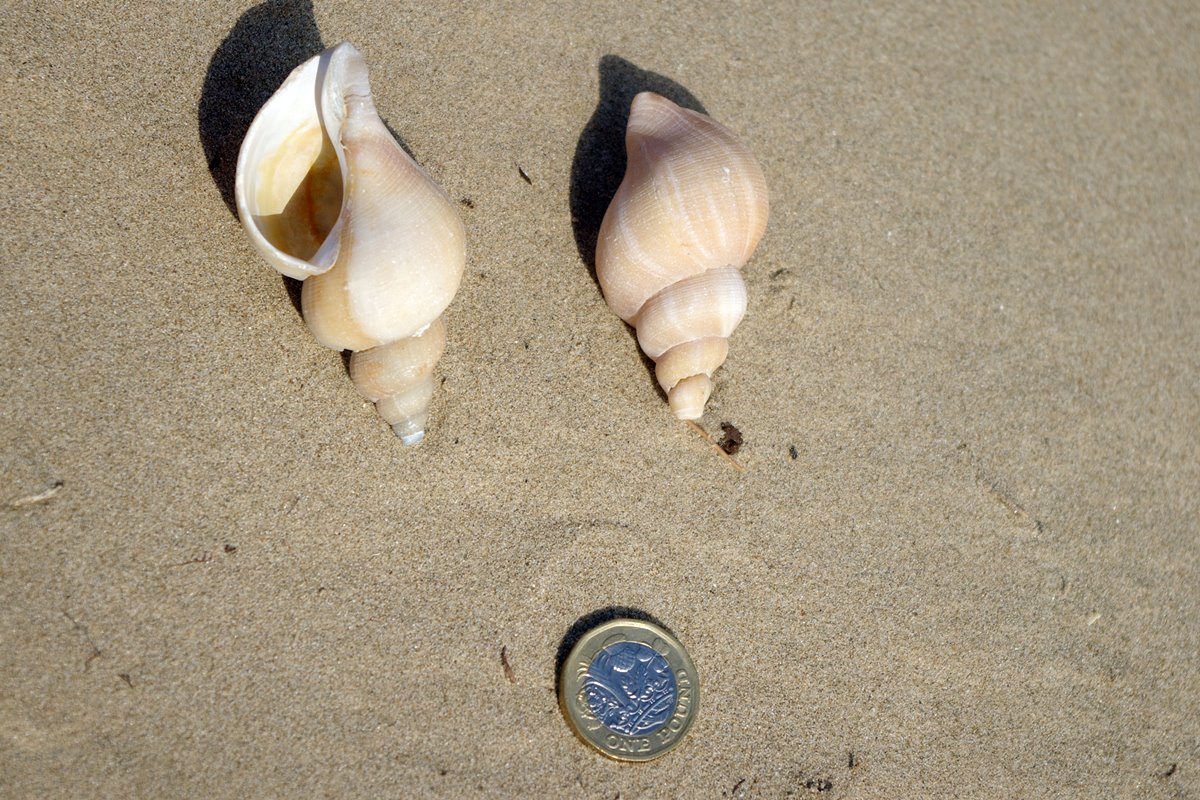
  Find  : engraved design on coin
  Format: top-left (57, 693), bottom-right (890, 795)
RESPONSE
top-left (583, 641), bottom-right (677, 736)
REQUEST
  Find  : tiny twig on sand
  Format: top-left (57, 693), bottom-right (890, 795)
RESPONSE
top-left (500, 646), bottom-right (516, 684)
top-left (685, 421), bottom-right (745, 472)
top-left (8, 480), bottom-right (64, 509)
top-left (62, 611), bottom-right (102, 671)
top-left (165, 552), bottom-right (213, 568)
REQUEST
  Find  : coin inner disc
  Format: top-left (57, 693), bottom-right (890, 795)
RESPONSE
top-left (583, 641), bottom-right (678, 736)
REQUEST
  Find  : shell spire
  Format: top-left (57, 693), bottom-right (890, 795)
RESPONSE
top-left (596, 92), bottom-right (769, 420)
top-left (235, 43), bottom-right (465, 443)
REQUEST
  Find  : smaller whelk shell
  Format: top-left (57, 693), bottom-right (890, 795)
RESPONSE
top-left (596, 92), bottom-right (769, 420)
top-left (234, 43), bottom-right (465, 443)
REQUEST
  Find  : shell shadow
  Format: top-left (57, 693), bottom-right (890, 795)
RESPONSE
top-left (198, 0), bottom-right (325, 219)
top-left (569, 57), bottom-right (708, 402)
top-left (553, 606), bottom-right (674, 700)
top-left (569, 56), bottom-right (708, 281)
top-left (199, 0), bottom-right (325, 322)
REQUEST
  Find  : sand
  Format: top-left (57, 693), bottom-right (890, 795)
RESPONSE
top-left (2, 1), bottom-right (1197, 796)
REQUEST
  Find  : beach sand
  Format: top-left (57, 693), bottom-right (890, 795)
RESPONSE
top-left (2, 1), bottom-right (1197, 796)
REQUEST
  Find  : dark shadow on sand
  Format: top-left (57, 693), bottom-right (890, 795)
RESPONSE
top-left (198, 0), bottom-right (325, 218)
top-left (569, 56), bottom-right (707, 282)
top-left (199, 0), bottom-right (325, 321)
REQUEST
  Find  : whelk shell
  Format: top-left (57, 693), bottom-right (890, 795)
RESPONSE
top-left (596, 91), bottom-right (769, 420)
top-left (235, 43), bottom-right (464, 444)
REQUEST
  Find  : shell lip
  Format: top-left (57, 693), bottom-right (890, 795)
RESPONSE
top-left (234, 43), bottom-right (366, 282)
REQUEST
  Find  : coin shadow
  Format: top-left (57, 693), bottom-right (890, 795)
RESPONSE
top-left (569, 57), bottom-right (708, 403)
top-left (553, 606), bottom-right (676, 698)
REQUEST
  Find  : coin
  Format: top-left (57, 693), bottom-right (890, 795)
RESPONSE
top-left (558, 618), bottom-right (700, 761)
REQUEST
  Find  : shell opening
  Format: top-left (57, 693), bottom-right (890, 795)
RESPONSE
top-left (250, 129), bottom-right (344, 262)
top-left (235, 44), bottom-right (365, 280)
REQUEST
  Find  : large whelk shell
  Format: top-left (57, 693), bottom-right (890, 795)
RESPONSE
top-left (596, 92), bottom-right (769, 420)
top-left (235, 43), bottom-right (464, 444)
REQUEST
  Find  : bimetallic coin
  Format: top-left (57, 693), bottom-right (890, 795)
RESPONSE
top-left (559, 618), bottom-right (700, 761)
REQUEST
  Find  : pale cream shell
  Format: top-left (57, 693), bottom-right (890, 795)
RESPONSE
top-left (596, 92), bottom-right (769, 419)
top-left (234, 44), bottom-right (464, 442)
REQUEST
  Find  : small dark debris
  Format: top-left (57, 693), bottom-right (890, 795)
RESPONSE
top-left (500, 645), bottom-right (516, 684)
top-left (1161, 763), bottom-right (1178, 778)
top-left (804, 777), bottom-right (834, 793)
top-left (223, 543), bottom-right (237, 554)
top-left (718, 422), bottom-right (743, 455)
top-left (459, 197), bottom-right (475, 209)
top-left (167, 552), bottom-right (212, 568)
top-left (118, 673), bottom-right (133, 688)
top-left (518, 165), bottom-right (532, 185)
top-left (789, 444), bottom-right (798, 460)
top-left (847, 751), bottom-right (856, 769)
top-left (769, 268), bottom-right (792, 280)
top-left (438, 768), bottom-right (449, 777)
top-left (729, 777), bottom-right (747, 796)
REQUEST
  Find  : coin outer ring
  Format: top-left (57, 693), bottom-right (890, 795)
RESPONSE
top-left (558, 619), bottom-right (700, 762)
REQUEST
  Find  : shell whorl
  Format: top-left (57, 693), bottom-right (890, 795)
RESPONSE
top-left (349, 317), bottom-right (446, 444)
top-left (596, 92), bottom-right (768, 420)
top-left (234, 43), bottom-right (464, 443)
